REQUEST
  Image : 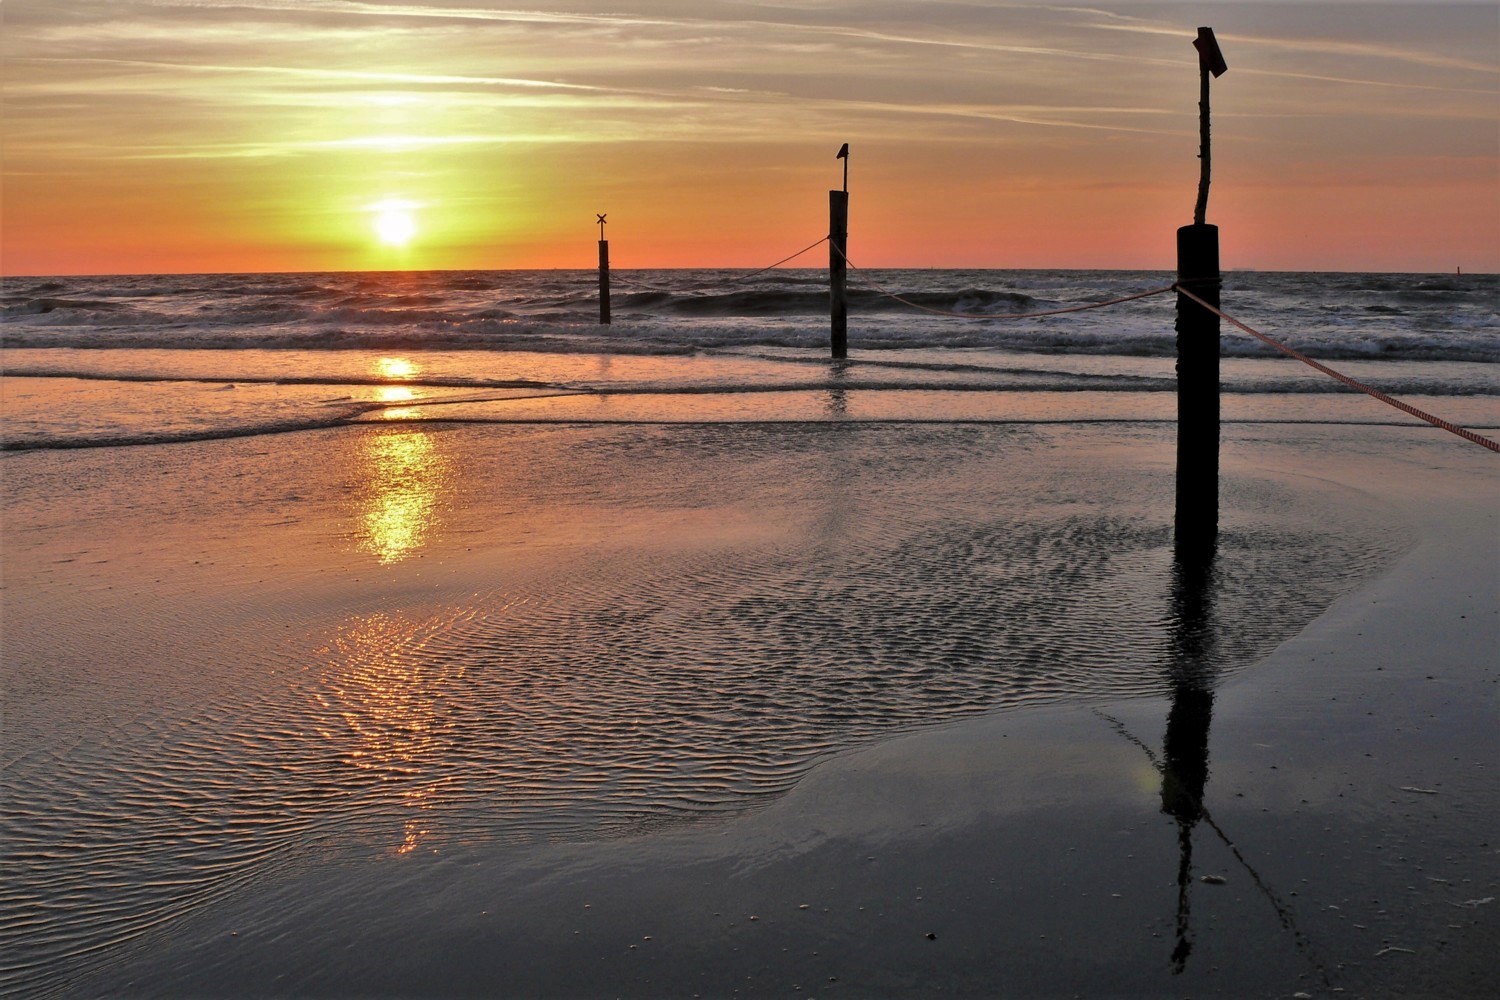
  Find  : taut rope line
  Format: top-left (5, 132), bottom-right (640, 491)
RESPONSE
top-left (734, 236), bottom-right (830, 282)
top-left (833, 244), bottom-right (1175, 319)
top-left (607, 235), bottom-right (829, 293)
top-left (1175, 284), bottom-right (1499, 454)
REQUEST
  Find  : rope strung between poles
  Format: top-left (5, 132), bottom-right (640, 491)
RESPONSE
top-left (607, 272), bottom-right (680, 294)
top-left (832, 244), bottom-right (1175, 319)
top-left (1174, 285), bottom-right (1499, 453)
top-left (600, 235), bottom-right (830, 294)
top-left (732, 235), bottom-right (830, 282)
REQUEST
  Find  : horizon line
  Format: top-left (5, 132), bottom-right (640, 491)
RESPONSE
top-left (3, 264), bottom-right (1492, 280)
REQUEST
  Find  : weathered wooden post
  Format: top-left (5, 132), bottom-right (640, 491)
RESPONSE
top-left (830, 143), bottom-right (849, 359)
top-left (1175, 28), bottom-right (1226, 562)
top-left (597, 213), bottom-right (611, 326)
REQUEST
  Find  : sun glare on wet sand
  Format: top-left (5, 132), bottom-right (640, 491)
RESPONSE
top-left (375, 357), bottom-right (418, 380)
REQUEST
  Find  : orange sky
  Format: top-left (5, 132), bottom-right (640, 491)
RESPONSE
top-left (2, 2), bottom-right (1496, 275)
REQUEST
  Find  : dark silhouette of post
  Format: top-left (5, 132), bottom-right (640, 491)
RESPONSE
top-left (1176, 28), bottom-right (1226, 564)
top-left (830, 143), bottom-right (849, 359)
top-left (1160, 554), bottom-right (1217, 973)
top-left (1175, 225), bottom-right (1218, 560)
top-left (597, 213), bottom-right (610, 326)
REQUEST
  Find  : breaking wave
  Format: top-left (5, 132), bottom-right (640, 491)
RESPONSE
top-left (3, 269), bottom-right (1497, 362)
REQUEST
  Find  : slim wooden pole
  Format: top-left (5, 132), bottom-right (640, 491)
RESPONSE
top-left (1190, 26), bottom-right (1225, 227)
top-left (829, 190), bottom-right (848, 359)
top-left (1193, 61), bottom-right (1211, 227)
top-left (598, 239), bottom-right (610, 326)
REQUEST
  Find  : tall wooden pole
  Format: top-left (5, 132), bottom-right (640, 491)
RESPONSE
top-left (829, 143), bottom-right (850, 359)
top-left (1175, 225), bottom-right (1219, 561)
top-left (597, 213), bottom-right (610, 326)
top-left (1176, 28), bottom-right (1226, 564)
top-left (829, 190), bottom-right (848, 359)
top-left (1167, 36), bottom-right (1226, 971)
top-left (598, 240), bottom-right (610, 325)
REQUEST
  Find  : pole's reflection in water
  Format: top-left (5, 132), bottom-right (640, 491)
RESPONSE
top-left (1154, 543), bottom-right (1333, 986)
top-left (1097, 543), bottom-right (1334, 985)
top-left (824, 360), bottom-right (850, 420)
top-left (811, 362), bottom-right (855, 550)
top-left (1160, 552), bottom-right (1217, 974)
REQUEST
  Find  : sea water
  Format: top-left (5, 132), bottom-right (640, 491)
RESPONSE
top-left (1, 268), bottom-right (1496, 994)
top-left (2, 268), bottom-right (1497, 448)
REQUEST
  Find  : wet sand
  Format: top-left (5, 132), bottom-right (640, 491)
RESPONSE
top-left (4, 422), bottom-right (1496, 998)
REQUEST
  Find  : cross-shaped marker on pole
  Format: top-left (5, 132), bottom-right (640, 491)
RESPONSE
top-left (597, 214), bottom-right (607, 240)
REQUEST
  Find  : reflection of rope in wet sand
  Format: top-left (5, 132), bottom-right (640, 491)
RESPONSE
top-left (1094, 710), bottom-right (1162, 768)
top-left (1093, 708), bottom-right (1335, 990)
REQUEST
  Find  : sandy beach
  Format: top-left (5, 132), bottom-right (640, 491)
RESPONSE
top-left (2, 414), bottom-right (1494, 998)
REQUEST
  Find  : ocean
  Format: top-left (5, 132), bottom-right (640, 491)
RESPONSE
top-left (1, 267), bottom-right (1497, 995)
top-left (2, 268), bottom-right (1497, 449)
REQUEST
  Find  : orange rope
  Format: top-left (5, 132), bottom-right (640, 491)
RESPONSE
top-left (1175, 284), bottom-right (1499, 453)
top-left (734, 236), bottom-right (830, 281)
top-left (833, 244), bottom-right (1174, 319)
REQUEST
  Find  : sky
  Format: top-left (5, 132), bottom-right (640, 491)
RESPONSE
top-left (2, 1), bottom-right (1496, 275)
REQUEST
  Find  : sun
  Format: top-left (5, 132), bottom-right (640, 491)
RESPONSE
top-left (371, 200), bottom-right (418, 247)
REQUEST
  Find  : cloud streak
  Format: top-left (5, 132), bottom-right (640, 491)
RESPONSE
top-left (3, 1), bottom-right (1496, 273)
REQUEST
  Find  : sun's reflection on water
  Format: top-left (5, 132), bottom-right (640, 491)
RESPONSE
top-left (355, 426), bottom-right (453, 564)
top-left (335, 406), bottom-right (459, 851)
top-left (376, 386), bottom-right (416, 403)
top-left (375, 356), bottom-right (419, 380)
top-left (321, 611), bottom-right (455, 855)
top-left (371, 361), bottom-right (424, 420)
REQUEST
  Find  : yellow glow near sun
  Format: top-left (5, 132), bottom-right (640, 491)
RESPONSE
top-left (371, 199), bottom-right (418, 247)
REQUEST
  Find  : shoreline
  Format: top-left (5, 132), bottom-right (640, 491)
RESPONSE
top-left (35, 425), bottom-right (1491, 998)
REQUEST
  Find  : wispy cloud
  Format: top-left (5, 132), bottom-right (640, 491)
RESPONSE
top-left (1096, 21), bottom-right (1499, 78)
top-left (138, 0), bottom-right (682, 29)
top-left (11, 56), bottom-right (606, 93)
top-left (3, 1), bottom-right (1495, 272)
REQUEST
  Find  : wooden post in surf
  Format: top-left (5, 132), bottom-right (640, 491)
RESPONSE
top-left (829, 143), bottom-right (850, 359)
top-left (597, 213), bottom-right (611, 326)
top-left (1175, 28), bottom-right (1226, 562)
